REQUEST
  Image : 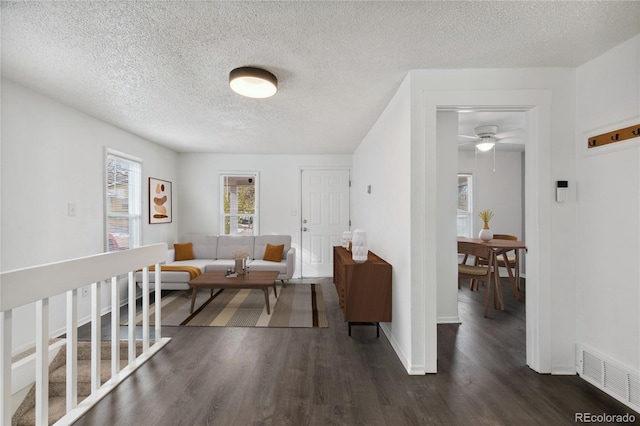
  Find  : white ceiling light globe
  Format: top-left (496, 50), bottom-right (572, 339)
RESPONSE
top-left (229, 67), bottom-right (278, 98)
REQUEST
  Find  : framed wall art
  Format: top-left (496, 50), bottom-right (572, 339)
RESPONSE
top-left (149, 177), bottom-right (172, 224)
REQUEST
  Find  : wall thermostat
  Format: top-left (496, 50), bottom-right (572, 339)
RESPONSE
top-left (556, 180), bottom-right (568, 203)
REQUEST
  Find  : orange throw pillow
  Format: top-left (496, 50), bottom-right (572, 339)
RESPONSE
top-left (263, 243), bottom-right (284, 262)
top-left (174, 243), bottom-right (195, 261)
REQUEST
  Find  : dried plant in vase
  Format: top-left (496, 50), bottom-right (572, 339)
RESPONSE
top-left (232, 250), bottom-right (249, 260)
top-left (477, 209), bottom-right (494, 241)
top-left (478, 209), bottom-right (494, 228)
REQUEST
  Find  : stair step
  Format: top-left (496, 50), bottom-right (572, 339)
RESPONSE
top-left (50, 358), bottom-right (136, 397)
top-left (77, 340), bottom-right (145, 360)
top-left (15, 396), bottom-right (65, 426)
top-left (13, 341), bottom-right (147, 425)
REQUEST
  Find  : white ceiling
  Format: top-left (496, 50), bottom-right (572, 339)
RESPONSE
top-left (2, 1), bottom-right (639, 154)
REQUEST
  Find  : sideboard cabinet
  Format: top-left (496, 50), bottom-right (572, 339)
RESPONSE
top-left (333, 246), bottom-right (392, 336)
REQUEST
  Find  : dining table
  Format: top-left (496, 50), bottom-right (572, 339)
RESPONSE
top-left (457, 236), bottom-right (527, 310)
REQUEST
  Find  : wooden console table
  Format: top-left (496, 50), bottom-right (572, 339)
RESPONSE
top-left (333, 246), bottom-right (392, 337)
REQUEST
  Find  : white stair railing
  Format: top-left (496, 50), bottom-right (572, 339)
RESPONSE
top-left (0, 243), bottom-right (169, 425)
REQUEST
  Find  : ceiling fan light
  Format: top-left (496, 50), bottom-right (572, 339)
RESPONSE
top-left (229, 67), bottom-right (278, 98)
top-left (476, 141), bottom-right (495, 152)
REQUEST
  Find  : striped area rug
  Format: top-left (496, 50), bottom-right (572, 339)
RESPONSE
top-left (130, 284), bottom-right (328, 328)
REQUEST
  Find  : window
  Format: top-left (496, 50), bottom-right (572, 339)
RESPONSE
top-left (220, 173), bottom-right (258, 235)
top-left (457, 174), bottom-right (473, 238)
top-left (106, 149), bottom-right (142, 251)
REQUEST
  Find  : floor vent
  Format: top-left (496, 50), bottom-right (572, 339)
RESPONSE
top-left (577, 345), bottom-right (640, 412)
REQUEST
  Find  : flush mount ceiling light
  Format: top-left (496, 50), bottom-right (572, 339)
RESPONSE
top-left (229, 67), bottom-right (278, 98)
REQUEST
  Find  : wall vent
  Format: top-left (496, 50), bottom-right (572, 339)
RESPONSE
top-left (577, 345), bottom-right (640, 413)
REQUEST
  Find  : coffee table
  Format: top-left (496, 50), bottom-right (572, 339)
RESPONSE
top-left (188, 270), bottom-right (280, 314)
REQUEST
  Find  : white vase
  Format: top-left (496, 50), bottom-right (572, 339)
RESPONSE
top-left (479, 227), bottom-right (493, 242)
top-left (351, 229), bottom-right (368, 263)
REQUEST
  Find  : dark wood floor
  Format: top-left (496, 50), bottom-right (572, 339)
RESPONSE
top-left (74, 278), bottom-right (638, 425)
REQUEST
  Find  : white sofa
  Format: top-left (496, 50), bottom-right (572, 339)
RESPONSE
top-left (135, 234), bottom-right (295, 291)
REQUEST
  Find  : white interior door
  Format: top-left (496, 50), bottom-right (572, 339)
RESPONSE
top-left (300, 169), bottom-right (350, 277)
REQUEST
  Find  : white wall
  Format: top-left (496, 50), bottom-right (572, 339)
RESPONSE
top-left (575, 34), bottom-right (640, 372)
top-left (458, 150), bottom-right (523, 239)
top-left (436, 112), bottom-right (459, 323)
top-left (352, 75), bottom-right (413, 370)
top-left (177, 153), bottom-right (352, 277)
top-left (1, 79), bottom-right (179, 353)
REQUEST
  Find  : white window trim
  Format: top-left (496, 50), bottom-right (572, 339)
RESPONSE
top-left (219, 171), bottom-right (260, 236)
top-left (105, 147), bottom-right (143, 251)
top-left (457, 173), bottom-right (474, 238)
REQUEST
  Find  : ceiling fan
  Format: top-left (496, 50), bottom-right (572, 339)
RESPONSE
top-left (458, 125), bottom-right (523, 151)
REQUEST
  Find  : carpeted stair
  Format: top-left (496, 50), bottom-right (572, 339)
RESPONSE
top-left (12, 341), bottom-right (143, 426)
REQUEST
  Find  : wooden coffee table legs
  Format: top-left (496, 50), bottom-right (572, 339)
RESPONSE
top-left (262, 287), bottom-right (270, 314)
top-left (189, 284), bottom-right (275, 314)
top-left (190, 288), bottom-right (199, 314)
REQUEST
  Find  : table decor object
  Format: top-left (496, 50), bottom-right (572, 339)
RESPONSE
top-left (232, 250), bottom-right (249, 275)
top-left (478, 209), bottom-right (494, 241)
top-left (341, 231), bottom-right (352, 250)
top-left (351, 229), bottom-right (368, 263)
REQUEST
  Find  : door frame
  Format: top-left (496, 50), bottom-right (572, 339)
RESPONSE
top-left (419, 89), bottom-right (552, 374)
top-left (298, 166), bottom-right (352, 278)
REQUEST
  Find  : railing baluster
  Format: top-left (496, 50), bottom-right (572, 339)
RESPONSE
top-left (111, 276), bottom-right (120, 377)
top-left (90, 281), bottom-right (101, 394)
top-left (128, 271), bottom-right (136, 364)
top-left (0, 310), bottom-right (12, 426)
top-left (155, 265), bottom-right (161, 340)
top-left (0, 243), bottom-right (169, 426)
top-left (142, 266), bottom-right (150, 352)
top-left (35, 298), bottom-right (49, 425)
top-left (66, 289), bottom-right (78, 412)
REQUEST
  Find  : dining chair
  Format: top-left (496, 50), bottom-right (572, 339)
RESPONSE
top-left (476, 234), bottom-right (521, 300)
top-left (458, 241), bottom-right (498, 318)
top-left (460, 246), bottom-right (488, 292)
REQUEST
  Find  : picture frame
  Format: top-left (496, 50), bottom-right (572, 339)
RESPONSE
top-left (149, 177), bottom-right (172, 224)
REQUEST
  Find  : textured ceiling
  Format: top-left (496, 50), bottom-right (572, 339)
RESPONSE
top-left (2, 1), bottom-right (639, 154)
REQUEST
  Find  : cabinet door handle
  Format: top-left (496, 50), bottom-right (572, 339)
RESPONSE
top-left (303, 227), bottom-right (308, 232)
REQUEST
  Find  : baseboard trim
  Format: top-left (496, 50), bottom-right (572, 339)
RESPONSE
top-left (497, 269), bottom-right (527, 278)
top-left (382, 323), bottom-right (426, 375)
top-left (437, 316), bottom-right (461, 324)
top-left (551, 366), bottom-right (577, 375)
